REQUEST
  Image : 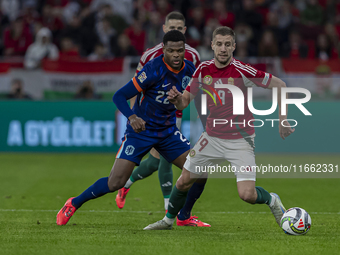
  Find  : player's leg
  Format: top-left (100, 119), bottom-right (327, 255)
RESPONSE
top-left (173, 117), bottom-right (209, 222)
top-left (150, 148), bottom-right (160, 158)
top-left (158, 155), bottom-right (173, 210)
top-left (130, 148), bottom-right (160, 183)
top-left (157, 160), bottom-right (208, 217)
top-left (144, 132), bottom-right (223, 230)
top-left (168, 149), bottom-right (195, 220)
top-left (237, 180), bottom-right (257, 203)
top-left (163, 167), bottom-right (199, 226)
top-left (162, 131), bottom-right (211, 226)
top-left (57, 134), bottom-right (153, 225)
top-left (157, 115), bottom-right (183, 210)
top-left (228, 135), bottom-right (286, 226)
top-left (177, 177), bottom-right (207, 222)
top-left (124, 148), bottom-right (160, 189)
top-left (116, 148), bottom-right (160, 208)
top-left (144, 153), bottom-right (200, 230)
top-left (56, 158), bottom-right (136, 226)
top-left (236, 179), bottom-right (286, 226)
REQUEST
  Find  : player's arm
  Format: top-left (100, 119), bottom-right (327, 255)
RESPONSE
top-left (130, 61), bottom-right (144, 108)
top-left (267, 75), bottom-right (295, 140)
top-left (112, 79), bottom-right (146, 133)
top-left (168, 67), bottom-right (201, 110)
top-left (130, 95), bottom-right (137, 109)
top-left (167, 86), bottom-right (194, 110)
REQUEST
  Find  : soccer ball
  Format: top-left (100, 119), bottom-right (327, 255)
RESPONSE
top-left (280, 207), bottom-right (311, 235)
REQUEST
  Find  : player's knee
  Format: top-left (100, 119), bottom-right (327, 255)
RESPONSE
top-left (176, 178), bottom-right (193, 191)
top-left (107, 177), bottom-right (126, 192)
top-left (238, 190), bottom-right (256, 204)
top-left (176, 182), bottom-right (192, 191)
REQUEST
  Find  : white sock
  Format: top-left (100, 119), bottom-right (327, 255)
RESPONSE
top-left (269, 194), bottom-right (276, 207)
top-left (163, 215), bottom-right (175, 225)
top-left (164, 198), bottom-right (169, 210)
top-left (124, 179), bottom-right (134, 189)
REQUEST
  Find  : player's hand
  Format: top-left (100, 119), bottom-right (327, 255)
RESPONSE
top-left (128, 114), bottom-right (146, 133)
top-left (167, 86), bottom-right (182, 104)
top-left (279, 119), bottom-right (295, 140)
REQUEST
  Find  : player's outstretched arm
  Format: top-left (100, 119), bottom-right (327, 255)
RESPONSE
top-left (267, 76), bottom-right (295, 140)
top-left (167, 86), bottom-right (193, 110)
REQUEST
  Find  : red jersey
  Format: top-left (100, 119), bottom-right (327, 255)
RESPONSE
top-left (136, 42), bottom-right (201, 74)
top-left (186, 58), bottom-right (272, 139)
top-left (136, 42), bottom-right (201, 118)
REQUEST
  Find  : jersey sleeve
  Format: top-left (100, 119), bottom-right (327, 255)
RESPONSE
top-left (185, 67), bottom-right (201, 96)
top-left (185, 45), bottom-right (201, 68)
top-left (191, 50), bottom-right (201, 69)
top-left (237, 63), bottom-right (272, 88)
top-left (132, 63), bottom-right (157, 92)
top-left (195, 57), bottom-right (201, 69)
top-left (135, 57), bottom-right (146, 76)
top-left (135, 45), bottom-right (160, 76)
top-left (253, 66), bottom-right (272, 88)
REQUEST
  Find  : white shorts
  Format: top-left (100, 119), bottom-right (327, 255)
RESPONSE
top-left (184, 132), bottom-right (256, 182)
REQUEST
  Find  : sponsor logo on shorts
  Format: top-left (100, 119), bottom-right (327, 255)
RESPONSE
top-left (189, 149), bottom-right (196, 157)
top-left (137, 72), bottom-right (147, 83)
top-left (125, 145), bottom-right (135, 155)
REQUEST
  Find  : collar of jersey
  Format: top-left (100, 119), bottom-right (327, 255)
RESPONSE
top-left (162, 57), bottom-right (185, 74)
top-left (213, 57), bottom-right (234, 73)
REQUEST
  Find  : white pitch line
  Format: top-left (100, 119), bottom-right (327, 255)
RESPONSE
top-left (0, 209), bottom-right (339, 215)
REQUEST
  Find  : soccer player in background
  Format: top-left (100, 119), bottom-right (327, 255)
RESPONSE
top-left (116, 11), bottom-right (210, 227)
top-left (56, 30), bottom-right (208, 227)
top-left (144, 26), bottom-right (294, 230)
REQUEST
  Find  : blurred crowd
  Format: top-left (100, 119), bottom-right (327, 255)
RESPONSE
top-left (0, 0), bottom-right (339, 65)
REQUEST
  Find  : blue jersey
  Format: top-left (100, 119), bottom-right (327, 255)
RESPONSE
top-left (129, 55), bottom-right (195, 137)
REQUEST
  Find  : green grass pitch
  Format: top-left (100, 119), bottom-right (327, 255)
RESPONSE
top-left (0, 153), bottom-right (339, 255)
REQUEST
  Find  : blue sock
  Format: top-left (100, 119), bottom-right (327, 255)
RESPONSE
top-left (72, 177), bottom-right (111, 209)
top-left (177, 182), bottom-right (206, 220)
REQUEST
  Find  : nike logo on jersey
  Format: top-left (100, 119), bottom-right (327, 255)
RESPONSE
top-left (162, 83), bottom-right (171, 87)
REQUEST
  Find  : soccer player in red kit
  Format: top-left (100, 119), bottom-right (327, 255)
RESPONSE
top-left (116, 12), bottom-right (210, 227)
top-left (144, 26), bottom-right (295, 230)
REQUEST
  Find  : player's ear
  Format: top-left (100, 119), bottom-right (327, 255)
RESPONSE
top-left (233, 42), bottom-right (236, 52)
top-left (162, 24), bottom-right (167, 33)
top-left (183, 26), bottom-right (187, 34)
top-left (211, 40), bottom-right (215, 50)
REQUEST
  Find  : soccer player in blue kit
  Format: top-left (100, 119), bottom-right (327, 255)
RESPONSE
top-left (56, 30), bottom-right (209, 227)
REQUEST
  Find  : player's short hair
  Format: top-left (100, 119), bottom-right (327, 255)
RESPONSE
top-left (163, 30), bottom-right (186, 45)
top-left (213, 26), bottom-right (235, 42)
top-left (165, 11), bottom-right (185, 24)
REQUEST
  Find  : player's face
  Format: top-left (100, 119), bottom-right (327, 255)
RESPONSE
top-left (163, 19), bottom-right (186, 34)
top-left (163, 41), bottom-right (185, 70)
top-left (212, 34), bottom-right (235, 66)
